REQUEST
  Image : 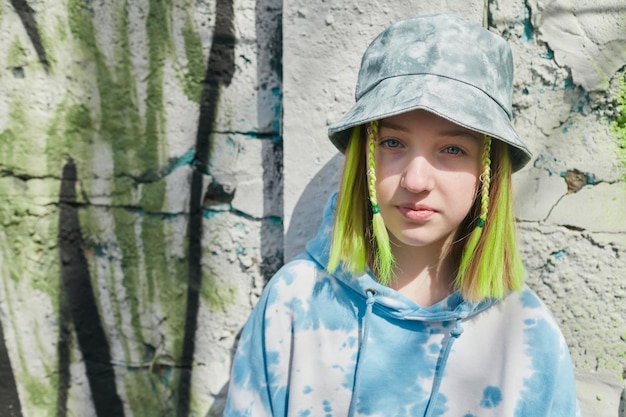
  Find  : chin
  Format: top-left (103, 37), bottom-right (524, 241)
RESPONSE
top-left (390, 230), bottom-right (454, 250)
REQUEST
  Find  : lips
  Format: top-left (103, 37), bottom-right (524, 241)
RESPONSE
top-left (396, 204), bottom-right (437, 221)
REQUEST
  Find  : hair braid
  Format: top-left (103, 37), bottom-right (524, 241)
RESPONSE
top-left (456, 135), bottom-right (492, 289)
top-left (477, 136), bottom-right (492, 228)
top-left (367, 122), bottom-right (394, 285)
top-left (367, 125), bottom-right (379, 209)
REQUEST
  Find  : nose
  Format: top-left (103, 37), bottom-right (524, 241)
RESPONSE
top-left (400, 156), bottom-right (435, 193)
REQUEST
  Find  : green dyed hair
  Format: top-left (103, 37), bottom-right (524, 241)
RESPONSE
top-left (327, 124), bottom-right (524, 302)
top-left (453, 138), bottom-right (525, 301)
top-left (327, 123), bottom-right (395, 284)
top-left (327, 125), bottom-right (370, 275)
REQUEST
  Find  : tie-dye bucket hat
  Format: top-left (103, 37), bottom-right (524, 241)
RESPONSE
top-left (328, 14), bottom-right (532, 172)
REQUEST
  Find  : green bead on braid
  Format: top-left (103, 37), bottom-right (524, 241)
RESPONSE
top-left (367, 121), bottom-right (395, 285)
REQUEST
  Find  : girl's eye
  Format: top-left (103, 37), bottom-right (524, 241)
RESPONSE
top-left (380, 138), bottom-right (402, 149)
top-left (443, 146), bottom-right (464, 155)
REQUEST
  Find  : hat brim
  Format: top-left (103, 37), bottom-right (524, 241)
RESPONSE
top-left (328, 74), bottom-right (532, 172)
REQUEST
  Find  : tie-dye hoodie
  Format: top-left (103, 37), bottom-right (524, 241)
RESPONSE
top-left (224, 194), bottom-right (581, 417)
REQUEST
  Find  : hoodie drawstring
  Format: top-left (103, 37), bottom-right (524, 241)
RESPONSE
top-left (348, 289), bottom-right (376, 417)
top-left (424, 317), bottom-right (464, 417)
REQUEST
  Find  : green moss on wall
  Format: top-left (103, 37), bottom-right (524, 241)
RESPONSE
top-left (0, 128), bottom-right (17, 169)
top-left (202, 272), bottom-right (235, 312)
top-left (67, 0), bottom-right (98, 51)
top-left (21, 372), bottom-right (56, 417)
top-left (63, 7), bottom-right (173, 406)
top-left (613, 72), bottom-right (626, 180)
top-left (7, 38), bottom-right (27, 68)
top-left (0, 205), bottom-right (59, 417)
top-left (46, 101), bottom-right (94, 177)
top-left (0, 180), bottom-right (59, 286)
top-left (140, 213), bottom-right (188, 348)
top-left (0, 100), bottom-right (24, 172)
top-left (2, 0), bottom-right (219, 415)
top-left (124, 367), bottom-right (176, 417)
top-left (38, 21), bottom-right (56, 70)
top-left (56, 16), bottom-right (68, 42)
top-left (110, 208), bottom-right (144, 338)
top-left (88, 3), bottom-right (193, 409)
top-left (182, 15), bottom-right (206, 103)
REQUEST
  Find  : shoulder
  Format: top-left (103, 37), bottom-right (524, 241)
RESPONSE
top-left (264, 256), bottom-right (326, 293)
top-left (258, 256), bottom-right (335, 310)
top-left (256, 257), bottom-right (362, 330)
top-left (505, 285), bottom-right (561, 326)
top-left (498, 285), bottom-right (571, 357)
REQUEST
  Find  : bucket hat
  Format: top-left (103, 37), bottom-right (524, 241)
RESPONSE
top-left (328, 14), bottom-right (532, 172)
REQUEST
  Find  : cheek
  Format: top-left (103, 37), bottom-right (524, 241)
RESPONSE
top-left (372, 161), bottom-right (397, 192)
top-left (454, 174), bottom-right (481, 207)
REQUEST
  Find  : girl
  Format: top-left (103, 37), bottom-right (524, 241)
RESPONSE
top-left (224, 14), bottom-right (581, 417)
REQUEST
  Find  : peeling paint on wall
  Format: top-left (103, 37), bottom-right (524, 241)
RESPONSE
top-left (491, 1), bottom-right (626, 415)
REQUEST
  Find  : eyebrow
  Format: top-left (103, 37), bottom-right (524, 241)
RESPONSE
top-left (378, 120), bottom-right (411, 133)
top-left (378, 120), bottom-right (481, 141)
top-left (439, 130), bottom-right (482, 141)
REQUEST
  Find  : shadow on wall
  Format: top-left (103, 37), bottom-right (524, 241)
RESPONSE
top-left (180, 0), bottom-right (236, 415)
top-left (58, 160), bottom-right (125, 417)
top-left (205, 154), bottom-right (341, 417)
top-left (284, 153), bottom-right (343, 261)
top-left (0, 315), bottom-right (22, 417)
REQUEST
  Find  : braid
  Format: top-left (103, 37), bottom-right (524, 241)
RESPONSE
top-left (367, 124), bottom-right (379, 210)
top-left (477, 136), bottom-right (492, 228)
top-left (456, 135), bottom-right (492, 289)
top-left (366, 121), bottom-right (394, 285)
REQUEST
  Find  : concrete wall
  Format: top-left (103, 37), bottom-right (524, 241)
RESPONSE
top-left (0, 0), bottom-right (624, 416)
top-left (0, 0), bottom-right (282, 416)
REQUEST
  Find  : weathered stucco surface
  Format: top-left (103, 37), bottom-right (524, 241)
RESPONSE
top-left (0, 0), bottom-right (281, 415)
top-left (490, 1), bottom-right (626, 414)
top-left (0, 0), bottom-right (624, 416)
top-left (283, 1), bottom-right (626, 417)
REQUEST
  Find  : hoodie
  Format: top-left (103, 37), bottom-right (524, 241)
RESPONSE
top-left (224, 194), bottom-right (581, 417)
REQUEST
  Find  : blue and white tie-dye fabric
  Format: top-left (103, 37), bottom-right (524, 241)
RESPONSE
top-left (224, 194), bottom-right (581, 417)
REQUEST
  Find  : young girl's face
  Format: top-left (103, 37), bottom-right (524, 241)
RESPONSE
top-left (373, 109), bottom-right (484, 252)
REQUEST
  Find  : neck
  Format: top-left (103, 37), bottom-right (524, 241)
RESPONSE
top-left (388, 237), bottom-right (456, 307)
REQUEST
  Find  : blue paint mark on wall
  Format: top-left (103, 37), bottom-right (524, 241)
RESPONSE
top-left (551, 250), bottom-right (565, 261)
top-left (521, 3), bottom-right (534, 44)
top-left (480, 386), bottom-right (503, 408)
top-left (541, 49), bottom-right (554, 60)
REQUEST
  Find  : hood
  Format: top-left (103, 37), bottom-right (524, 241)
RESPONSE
top-left (304, 192), bottom-right (498, 322)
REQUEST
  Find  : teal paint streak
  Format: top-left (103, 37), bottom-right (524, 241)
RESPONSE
top-left (541, 49), bottom-right (554, 60)
top-left (551, 250), bottom-right (565, 261)
top-left (172, 149), bottom-right (196, 168)
top-left (271, 86), bottom-right (282, 133)
top-left (522, 18), bottom-right (533, 43)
